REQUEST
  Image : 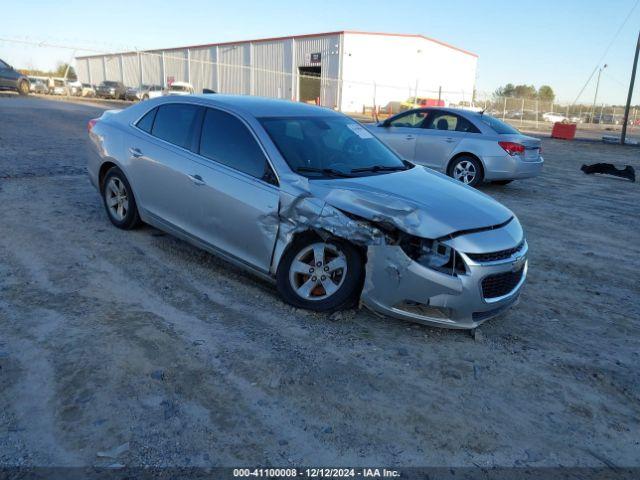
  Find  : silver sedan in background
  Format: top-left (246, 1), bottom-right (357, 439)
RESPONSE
top-left (87, 96), bottom-right (528, 329)
top-left (368, 107), bottom-right (543, 187)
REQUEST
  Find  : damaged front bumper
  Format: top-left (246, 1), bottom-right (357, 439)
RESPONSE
top-left (271, 184), bottom-right (527, 329)
top-left (361, 233), bottom-right (528, 330)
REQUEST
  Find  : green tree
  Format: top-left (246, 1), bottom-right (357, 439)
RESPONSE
top-left (494, 83), bottom-right (515, 98)
top-left (538, 85), bottom-right (555, 102)
top-left (514, 84), bottom-right (537, 99)
top-left (54, 62), bottom-right (77, 80)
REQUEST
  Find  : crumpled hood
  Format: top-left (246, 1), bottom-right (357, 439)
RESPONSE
top-left (307, 165), bottom-right (514, 239)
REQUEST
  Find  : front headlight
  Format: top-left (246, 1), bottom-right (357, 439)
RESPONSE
top-left (399, 236), bottom-right (466, 276)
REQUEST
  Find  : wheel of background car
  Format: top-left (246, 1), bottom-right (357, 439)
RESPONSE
top-left (18, 80), bottom-right (29, 96)
top-left (276, 233), bottom-right (363, 312)
top-left (102, 167), bottom-right (141, 230)
top-left (492, 180), bottom-right (513, 186)
top-left (448, 155), bottom-right (483, 187)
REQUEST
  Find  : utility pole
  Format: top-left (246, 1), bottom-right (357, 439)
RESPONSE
top-left (621, 30), bottom-right (640, 145)
top-left (591, 64), bottom-right (607, 123)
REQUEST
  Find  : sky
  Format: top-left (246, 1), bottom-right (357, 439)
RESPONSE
top-left (1, 0), bottom-right (638, 105)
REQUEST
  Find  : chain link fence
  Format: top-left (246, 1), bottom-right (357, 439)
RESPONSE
top-left (3, 37), bottom-right (637, 138)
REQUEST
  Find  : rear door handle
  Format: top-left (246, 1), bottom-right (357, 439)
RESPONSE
top-left (445, 138), bottom-right (456, 143)
top-left (189, 174), bottom-right (205, 186)
top-left (129, 147), bottom-right (143, 158)
top-left (405, 135), bottom-right (415, 140)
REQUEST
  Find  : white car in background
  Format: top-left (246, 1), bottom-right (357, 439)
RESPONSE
top-left (164, 81), bottom-right (195, 96)
top-left (542, 112), bottom-right (567, 123)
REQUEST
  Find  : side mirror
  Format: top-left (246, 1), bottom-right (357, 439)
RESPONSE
top-left (381, 119), bottom-right (391, 127)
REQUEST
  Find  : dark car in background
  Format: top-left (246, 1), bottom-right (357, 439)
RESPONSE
top-left (95, 81), bottom-right (126, 100)
top-left (0, 59), bottom-right (29, 95)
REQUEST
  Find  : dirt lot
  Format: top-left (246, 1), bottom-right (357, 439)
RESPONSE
top-left (0, 95), bottom-right (639, 471)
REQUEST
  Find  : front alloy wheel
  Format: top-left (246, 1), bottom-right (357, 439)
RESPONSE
top-left (276, 234), bottom-right (363, 312)
top-left (288, 243), bottom-right (348, 301)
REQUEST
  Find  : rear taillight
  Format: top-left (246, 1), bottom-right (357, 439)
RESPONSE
top-left (498, 141), bottom-right (525, 156)
top-left (87, 118), bottom-right (99, 133)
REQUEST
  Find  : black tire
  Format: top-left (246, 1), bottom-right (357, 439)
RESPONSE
top-left (17, 80), bottom-right (29, 96)
top-left (276, 232), bottom-right (364, 312)
top-left (447, 155), bottom-right (484, 187)
top-left (492, 180), bottom-right (513, 186)
top-left (101, 167), bottom-right (141, 230)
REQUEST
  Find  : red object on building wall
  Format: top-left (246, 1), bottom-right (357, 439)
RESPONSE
top-left (551, 122), bottom-right (577, 140)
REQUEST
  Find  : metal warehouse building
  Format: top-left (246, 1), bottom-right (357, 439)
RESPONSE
top-left (75, 31), bottom-right (477, 112)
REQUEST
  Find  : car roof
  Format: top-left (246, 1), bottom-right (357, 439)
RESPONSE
top-left (177, 94), bottom-right (344, 118)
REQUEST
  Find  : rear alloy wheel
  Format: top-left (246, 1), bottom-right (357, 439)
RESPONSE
top-left (449, 156), bottom-right (483, 187)
top-left (277, 234), bottom-right (363, 312)
top-left (102, 167), bottom-right (140, 229)
top-left (17, 80), bottom-right (29, 96)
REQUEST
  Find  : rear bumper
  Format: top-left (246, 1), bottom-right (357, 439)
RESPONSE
top-left (482, 154), bottom-right (544, 181)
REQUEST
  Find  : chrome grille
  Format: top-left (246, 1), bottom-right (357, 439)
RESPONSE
top-left (466, 241), bottom-right (524, 263)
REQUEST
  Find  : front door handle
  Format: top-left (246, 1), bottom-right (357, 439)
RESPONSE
top-left (405, 134), bottom-right (415, 140)
top-left (445, 138), bottom-right (456, 143)
top-left (189, 174), bottom-right (205, 186)
top-left (129, 147), bottom-right (143, 158)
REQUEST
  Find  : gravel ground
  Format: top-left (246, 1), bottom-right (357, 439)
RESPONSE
top-left (0, 95), bottom-right (639, 470)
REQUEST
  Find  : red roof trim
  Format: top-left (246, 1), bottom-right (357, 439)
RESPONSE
top-left (76, 30), bottom-right (477, 59)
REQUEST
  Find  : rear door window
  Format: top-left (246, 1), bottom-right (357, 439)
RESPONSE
top-left (424, 112), bottom-right (480, 133)
top-left (151, 103), bottom-right (202, 149)
top-left (136, 107), bottom-right (157, 133)
top-left (199, 108), bottom-right (270, 180)
top-left (388, 111), bottom-right (428, 128)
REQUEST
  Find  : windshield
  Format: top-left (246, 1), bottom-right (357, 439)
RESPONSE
top-left (478, 114), bottom-right (520, 135)
top-left (260, 116), bottom-right (408, 178)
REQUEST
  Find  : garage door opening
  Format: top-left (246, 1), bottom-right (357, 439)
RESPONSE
top-left (298, 66), bottom-right (321, 104)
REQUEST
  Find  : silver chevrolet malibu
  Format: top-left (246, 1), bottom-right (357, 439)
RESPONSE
top-left (87, 95), bottom-right (528, 329)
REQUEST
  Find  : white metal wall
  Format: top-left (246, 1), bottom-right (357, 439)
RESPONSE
top-left (164, 48), bottom-right (188, 84)
top-left (88, 57), bottom-right (105, 84)
top-left (217, 43), bottom-right (250, 94)
top-left (141, 52), bottom-right (162, 86)
top-left (189, 46), bottom-right (217, 93)
top-left (252, 40), bottom-right (286, 98)
top-left (76, 33), bottom-right (342, 106)
top-left (122, 53), bottom-right (139, 87)
top-left (340, 33), bottom-right (477, 111)
top-left (76, 59), bottom-right (89, 84)
top-left (104, 55), bottom-right (122, 82)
